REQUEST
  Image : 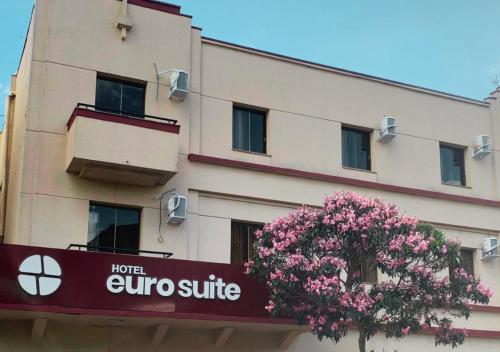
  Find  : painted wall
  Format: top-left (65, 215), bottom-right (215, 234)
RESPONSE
top-left (0, 0), bottom-right (499, 351)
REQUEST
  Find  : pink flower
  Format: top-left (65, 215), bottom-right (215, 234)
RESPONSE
top-left (477, 282), bottom-right (494, 298)
top-left (245, 191), bottom-right (494, 346)
top-left (265, 301), bottom-right (275, 312)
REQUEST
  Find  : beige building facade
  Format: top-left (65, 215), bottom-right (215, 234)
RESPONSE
top-left (0, 0), bottom-right (500, 351)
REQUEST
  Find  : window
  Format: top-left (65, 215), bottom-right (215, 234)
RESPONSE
top-left (449, 249), bottom-right (475, 277)
top-left (232, 106), bottom-right (266, 154)
top-left (96, 76), bottom-right (145, 116)
top-left (342, 127), bottom-right (371, 170)
top-left (87, 203), bottom-right (141, 255)
top-left (459, 249), bottom-right (475, 276)
top-left (440, 144), bottom-right (466, 186)
top-left (360, 256), bottom-right (378, 283)
top-left (231, 221), bottom-right (263, 265)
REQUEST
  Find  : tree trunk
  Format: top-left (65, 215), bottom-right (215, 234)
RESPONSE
top-left (358, 326), bottom-right (366, 352)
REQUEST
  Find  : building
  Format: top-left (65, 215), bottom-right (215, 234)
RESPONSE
top-left (0, 0), bottom-right (499, 350)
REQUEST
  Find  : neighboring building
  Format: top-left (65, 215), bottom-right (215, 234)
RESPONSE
top-left (0, 0), bottom-right (499, 351)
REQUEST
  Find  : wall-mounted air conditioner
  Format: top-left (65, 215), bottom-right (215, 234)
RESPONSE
top-left (166, 194), bottom-right (187, 225)
top-left (473, 135), bottom-right (491, 159)
top-left (482, 237), bottom-right (499, 260)
top-left (154, 64), bottom-right (190, 102)
top-left (377, 116), bottom-right (397, 143)
top-left (169, 70), bottom-right (189, 101)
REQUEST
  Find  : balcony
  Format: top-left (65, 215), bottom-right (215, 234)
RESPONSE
top-left (65, 104), bottom-right (180, 186)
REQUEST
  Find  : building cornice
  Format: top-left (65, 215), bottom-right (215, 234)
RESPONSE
top-left (119, 0), bottom-right (192, 18)
top-left (188, 154), bottom-right (500, 208)
top-left (1, 303), bottom-right (499, 339)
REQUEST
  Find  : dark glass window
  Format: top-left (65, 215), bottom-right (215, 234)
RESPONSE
top-left (96, 76), bottom-right (145, 116)
top-left (459, 249), bottom-right (474, 276)
top-left (87, 203), bottom-right (140, 255)
top-left (231, 221), bottom-right (263, 265)
top-left (440, 145), bottom-right (466, 186)
top-left (342, 127), bottom-right (371, 170)
top-left (233, 106), bottom-right (266, 154)
top-left (449, 248), bottom-right (475, 277)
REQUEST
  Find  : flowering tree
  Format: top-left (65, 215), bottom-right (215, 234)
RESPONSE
top-left (245, 192), bottom-right (493, 352)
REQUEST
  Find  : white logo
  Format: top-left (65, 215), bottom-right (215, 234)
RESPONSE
top-left (18, 255), bottom-right (62, 296)
top-left (106, 264), bottom-right (241, 301)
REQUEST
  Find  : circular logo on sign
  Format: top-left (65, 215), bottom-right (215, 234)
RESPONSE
top-left (18, 255), bottom-right (62, 296)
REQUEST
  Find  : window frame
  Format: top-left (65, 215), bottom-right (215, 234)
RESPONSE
top-left (439, 143), bottom-right (467, 187)
top-left (95, 75), bottom-right (147, 117)
top-left (232, 104), bottom-right (267, 155)
top-left (87, 202), bottom-right (142, 255)
top-left (341, 125), bottom-right (372, 171)
top-left (230, 220), bottom-right (263, 265)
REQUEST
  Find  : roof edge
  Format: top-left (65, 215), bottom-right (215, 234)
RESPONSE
top-left (126, 0), bottom-right (192, 18)
top-left (201, 36), bottom-right (489, 107)
top-left (16, 5), bottom-right (35, 75)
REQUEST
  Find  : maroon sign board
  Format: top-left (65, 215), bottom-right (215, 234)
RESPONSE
top-left (0, 244), bottom-right (275, 322)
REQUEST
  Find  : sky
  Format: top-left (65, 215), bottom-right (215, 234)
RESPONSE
top-left (1, 0), bottom-right (500, 128)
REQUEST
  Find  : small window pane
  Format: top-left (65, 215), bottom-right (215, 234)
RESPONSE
top-left (88, 204), bottom-right (116, 253)
top-left (122, 83), bottom-right (145, 116)
top-left (250, 111), bottom-right (265, 154)
top-left (87, 203), bottom-right (140, 255)
top-left (232, 106), bottom-right (266, 154)
top-left (231, 221), bottom-right (263, 265)
top-left (460, 249), bottom-right (474, 276)
top-left (440, 145), bottom-right (466, 186)
top-left (233, 108), bottom-right (250, 151)
top-left (96, 79), bottom-right (121, 113)
top-left (449, 249), bottom-right (474, 277)
top-left (96, 77), bottom-right (145, 117)
top-left (115, 208), bottom-right (141, 255)
top-left (342, 127), bottom-right (371, 170)
top-left (231, 222), bottom-right (245, 265)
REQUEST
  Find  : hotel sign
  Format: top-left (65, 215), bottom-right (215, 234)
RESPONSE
top-left (0, 244), bottom-right (270, 319)
top-left (106, 264), bottom-right (242, 300)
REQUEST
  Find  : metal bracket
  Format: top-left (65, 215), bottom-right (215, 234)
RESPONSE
top-left (153, 63), bottom-right (174, 100)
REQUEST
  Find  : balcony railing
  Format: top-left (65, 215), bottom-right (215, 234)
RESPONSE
top-left (67, 244), bottom-right (173, 258)
top-left (75, 103), bottom-right (178, 125)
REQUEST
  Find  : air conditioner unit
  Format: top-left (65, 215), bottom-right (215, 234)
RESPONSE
top-left (377, 116), bottom-right (397, 143)
top-left (473, 135), bottom-right (491, 159)
top-left (482, 237), bottom-right (499, 260)
top-left (166, 194), bottom-right (187, 225)
top-left (169, 70), bottom-right (189, 101)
